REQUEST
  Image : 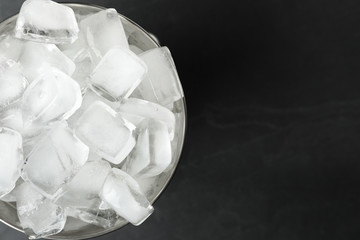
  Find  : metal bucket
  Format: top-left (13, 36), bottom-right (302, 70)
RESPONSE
top-left (0, 3), bottom-right (186, 239)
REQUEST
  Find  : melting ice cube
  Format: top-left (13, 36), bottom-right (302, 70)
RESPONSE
top-left (137, 47), bottom-right (184, 106)
top-left (21, 122), bottom-right (89, 198)
top-left (0, 58), bottom-right (28, 109)
top-left (15, 0), bottom-right (79, 44)
top-left (16, 182), bottom-right (66, 239)
top-left (100, 168), bottom-right (154, 225)
top-left (124, 119), bottom-right (172, 178)
top-left (0, 127), bottom-right (23, 198)
top-left (75, 101), bottom-right (136, 165)
top-left (21, 67), bottom-right (82, 128)
top-left (89, 48), bottom-right (147, 100)
top-left (19, 41), bottom-right (75, 82)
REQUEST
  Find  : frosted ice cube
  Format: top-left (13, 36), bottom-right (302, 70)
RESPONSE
top-left (79, 9), bottom-right (129, 60)
top-left (56, 160), bottom-right (111, 209)
top-left (21, 122), bottom-right (89, 198)
top-left (100, 168), bottom-right (153, 225)
top-left (129, 45), bottom-right (144, 55)
top-left (0, 102), bottom-right (23, 133)
top-left (89, 48), bottom-right (147, 100)
top-left (19, 41), bottom-right (75, 82)
top-left (65, 207), bottom-right (119, 228)
top-left (0, 34), bottom-right (25, 61)
top-left (137, 47), bottom-right (183, 106)
top-left (118, 98), bottom-right (175, 137)
top-left (67, 88), bottom-right (119, 128)
top-left (124, 119), bottom-right (172, 178)
top-left (15, 0), bottom-right (79, 44)
top-left (0, 128), bottom-right (23, 198)
top-left (75, 101), bottom-right (136, 165)
top-left (17, 182), bottom-right (66, 239)
top-left (0, 58), bottom-right (28, 109)
top-left (21, 67), bottom-right (82, 128)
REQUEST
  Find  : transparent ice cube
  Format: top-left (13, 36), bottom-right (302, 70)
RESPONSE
top-left (0, 58), bottom-right (28, 109)
top-left (0, 178), bottom-right (23, 202)
top-left (56, 160), bottom-right (111, 209)
top-left (137, 47), bottom-right (183, 106)
top-left (129, 45), bottom-right (144, 55)
top-left (124, 119), bottom-right (172, 178)
top-left (88, 48), bottom-right (147, 100)
top-left (79, 9), bottom-right (129, 60)
top-left (65, 207), bottom-right (119, 229)
top-left (0, 34), bottom-right (26, 61)
top-left (15, 0), bottom-right (79, 44)
top-left (21, 67), bottom-right (82, 128)
top-left (0, 128), bottom-right (23, 198)
top-left (0, 102), bottom-right (24, 133)
top-left (75, 101), bottom-right (136, 165)
top-left (118, 98), bottom-right (175, 138)
top-left (71, 55), bottom-right (93, 91)
top-left (100, 168), bottom-right (154, 225)
top-left (21, 122), bottom-right (89, 198)
top-left (16, 182), bottom-right (66, 239)
top-left (19, 41), bottom-right (75, 82)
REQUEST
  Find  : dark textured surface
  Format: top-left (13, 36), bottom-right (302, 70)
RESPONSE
top-left (1, 0), bottom-right (360, 239)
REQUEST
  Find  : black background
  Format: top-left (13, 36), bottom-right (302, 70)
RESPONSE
top-left (1, 0), bottom-right (360, 239)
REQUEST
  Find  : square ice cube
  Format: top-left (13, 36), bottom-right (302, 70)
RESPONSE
top-left (56, 160), bottom-right (111, 209)
top-left (75, 101), bottom-right (136, 165)
top-left (79, 9), bottom-right (129, 60)
top-left (88, 48), bottom-right (147, 100)
top-left (124, 119), bottom-right (172, 178)
top-left (66, 207), bottom-right (119, 228)
top-left (15, 0), bottom-right (79, 44)
top-left (0, 128), bottom-right (23, 198)
top-left (21, 122), bottom-right (89, 198)
top-left (118, 98), bottom-right (175, 138)
top-left (0, 33), bottom-right (26, 61)
top-left (19, 41), bottom-right (75, 82)
top-left (100, 168), bottom-right (154, 225)
top-left (21, 67), bottom-right (82, 128)
top-left (0, 58), bottom-right (28, 109)
top-left (17, 182), bottom-right (66, 239)
top-left (137, 47), bottom-right (184, 106)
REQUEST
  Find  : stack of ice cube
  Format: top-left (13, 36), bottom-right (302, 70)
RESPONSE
top-left (0, 0), bottom-right (183, 239)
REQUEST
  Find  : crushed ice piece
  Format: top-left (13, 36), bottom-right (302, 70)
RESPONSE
top-left (100, 168), bottom-right (154, 225)
top-left (124, 119), bottom-right (172, 178)
top-left (56, 160), bottom-right (111, 209)
top-left (88, 48), bottom-right (147, 100)
top-left (75, 101), bottom-right (136, 165)
top-left (21, 67), bottom-right (82, 128)
top-left (21, 122), bottom-right (89, 198)
top-left (137, 47), bottom-right (183, 106)
top-left (0, 34), bottom-right (26, 61)
top-left (0, 127), bottom-right (23, 198)
top-left (65, 207), bottom-right (119, 228)
top-left (17, 182), bottom-right (66, 239)
top-left (19, 41), bottom-right (75, 82)
top-left (15, 0), bottom-right (79, 44)
top-left (0, 58), bottom-right (28, 109)
top-left (118, 98), bottom-right (176, 138)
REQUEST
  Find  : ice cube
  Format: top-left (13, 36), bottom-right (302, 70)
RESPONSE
top-left (137, 47), bottom-right (183, 106)
top-left (70, 55), bottom-right (93, 91)
top-left (0, 34), bottom-right (25, 61)
top-left (15, 0), bottom-right (79, 44)
top-left (118, 98), bottom-right (175, 138)
top-left (56, 160), bottom-right (111, 209)
top-left (124, 119), bottom-right (172, 178)
top-left (88, 48), bottom-right (147, 100)
top-left (21, 122), bottom-right (89, 198)
top-left (0, 128), bottom-right (23, 198)
top-left (0, 58), bottom-right (28, 109)
top-left (16, 182), bottom-right (66, 239)
top-left (100, 168), bottom-right (153, 225)
top-left (75, 101), bottom-right (136, 165)
top-left (19, 41), bottom-right (75, 82)
top-left (0, 178), bottom-right (23, 202)
top-left (129, 45), bottom-right (143, 55)
top-left (65, 207), bottom-right (119, 228)
top-left (21, 67), bottom-right (82, 128)
top-left (67, 88), bottom-right (119, 128)
top-left (79, 9), bottom-right (129, 60)
top-left (0, 102), bottom-right (23, 133)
